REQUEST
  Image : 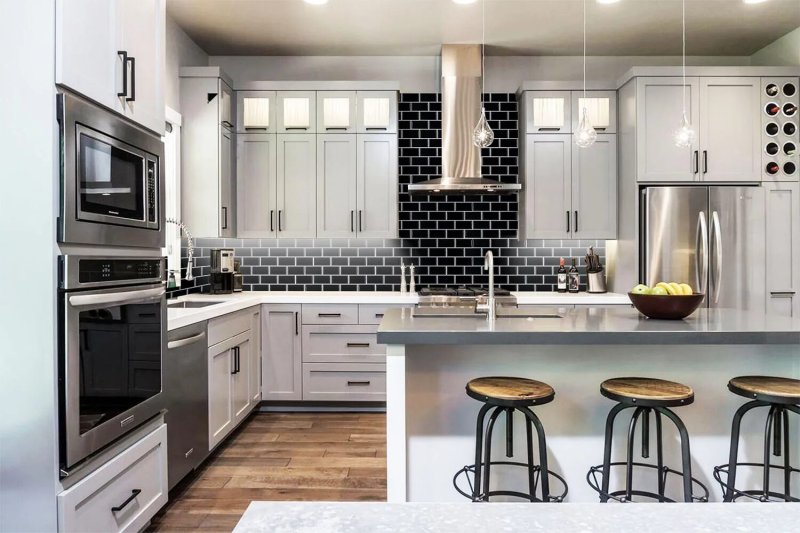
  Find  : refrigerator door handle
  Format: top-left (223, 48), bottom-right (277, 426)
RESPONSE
top-left (710, 210), bottom-right (723, 304)
top-left (695, 211), bottom-right (709, 295)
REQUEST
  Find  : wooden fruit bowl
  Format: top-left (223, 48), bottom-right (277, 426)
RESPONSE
top-left (628, 292), bottom-right (705, 320)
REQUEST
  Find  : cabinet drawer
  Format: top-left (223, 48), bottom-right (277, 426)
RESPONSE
top-left (208, 307), bottom-right (254, 347)
top-left (302, 363), bottom-right (386, 401)
top-left (358, 304), bottom-right (410, 325)
top-left (58, 424), bottom-right (168, 533)
top-left (303, 325), bottom-right (384, 363)
top-left (302, 304), bottom-right (359, 325)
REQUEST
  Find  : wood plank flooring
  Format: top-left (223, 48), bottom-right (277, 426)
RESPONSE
top-left (148, 412), bottom-right (387, 532)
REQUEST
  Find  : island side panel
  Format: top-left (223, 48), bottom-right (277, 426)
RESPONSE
top-left (403, 343), bottom-right (800, 502)
top-left (386, 344), bottom-right (407, 502)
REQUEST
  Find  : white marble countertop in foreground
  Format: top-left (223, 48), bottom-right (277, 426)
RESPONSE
top-left (234, 501), bottom-right (797, 533)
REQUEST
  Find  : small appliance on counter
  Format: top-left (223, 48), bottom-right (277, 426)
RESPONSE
top-left (585, 246), bottom-right (607, 294)
top-left (233, 260), bottom-right (243, 292)
top-left (210, 248), bottom-right (235, 294)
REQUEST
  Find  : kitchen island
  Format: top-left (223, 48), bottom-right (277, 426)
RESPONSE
top-left (377, 307), bottom-right (800, 502)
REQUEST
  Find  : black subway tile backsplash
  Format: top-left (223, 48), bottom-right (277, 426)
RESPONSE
top-left (167, 93), bottom-right (603, 297)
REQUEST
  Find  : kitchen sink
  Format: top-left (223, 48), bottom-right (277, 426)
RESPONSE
top-left (167, 300), bottom-right (226, 309)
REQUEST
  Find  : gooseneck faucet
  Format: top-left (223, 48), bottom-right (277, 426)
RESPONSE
top-left (166, 218), bottom-right (194, 281)
top-left (484, 250), bottom-right (495, 322)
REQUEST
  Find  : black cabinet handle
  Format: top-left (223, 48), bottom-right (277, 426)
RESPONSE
top-left (347, 342), bottom-right (370, 348)
top-left (365, 127), bottom-right (388, 131)
top-left (537, 127), bottom-right (561, 132)
top-left (111, 489), bottom-right (141, 513)
top-left (221, 207), bottom-right (228, 229)
top-left (703, 150), bottom-right (708, 174)
top-left (326, 127), bottom-right (348, 131)
top-left (278, 210), bottom-right (283, 232)
top-left (285, 127), bottom-right (309, 131)
top-left (374, 313), bottom-right (384, 318)
top-left (566, 210), bottom-right (570, 233)
top-left (231, 347), bottom-right (236, 375)
top-left (693, 150), bottom-right (699, 174)
top-left (270, 210), bottom-right (274, 232)
top-left (574, 211), bottom-right (578, 233)
top-left (235, 347), bottom-right (240, 374)
top-left (318, 313), bottom-right (341, 317)
top-left (117, 51), bottom-right (128, 98)
top-left (295, 311), bottom-right (299, 335)
top-left (358, 210), bottom-right (362, 232)
top-left (350, 211), bottom-right (354, 232)
top-left (347, 380), bottom-right (371, 386)
top-left (126, 56), bottom-right (136, 102)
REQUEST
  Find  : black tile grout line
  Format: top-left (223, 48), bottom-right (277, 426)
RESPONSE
top-left (168, 93), bottom-right (604, 296)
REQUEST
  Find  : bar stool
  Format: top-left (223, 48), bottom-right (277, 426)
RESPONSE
top-left (713, 376), bottom-right (800, 502)
top-left (453, 377), bottom-right (568, 502)
top-left (586, 377), bottom-right (709, 503)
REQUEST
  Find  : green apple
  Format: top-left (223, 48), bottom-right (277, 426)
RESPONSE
top-left (631, 284), bottom-right (650, 295)
top-left (650, 286), bottom-right (668, 296)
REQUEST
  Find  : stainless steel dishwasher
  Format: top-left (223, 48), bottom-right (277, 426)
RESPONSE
top-left (165, 321), bottom-right (209, 489)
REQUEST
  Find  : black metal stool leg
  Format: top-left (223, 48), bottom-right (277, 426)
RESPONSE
top-left (506, 408), bottom-right (514, 458)
top-left (520, 406), bottom-right (551, 501)
top-left (655, 407), bottom-right (693, 502)
top-left (481, 406), bottom-right (504, 501)
top-left (525, 410), bottom-right (536, 502)
top-left (655, 410), bottom-right (665, 501)
top-left (625, 407), bottom-right (645, 501)
top-left (600, 403), bottom-right (628, 502)
top-left (472, 403), bottom-right (493, 501)
top-left (783, 408), bottom-right (791, 502)
top-left (723, 400), bottom-right (767, 502)
top-left (762, 405), bottom-right (778, 501)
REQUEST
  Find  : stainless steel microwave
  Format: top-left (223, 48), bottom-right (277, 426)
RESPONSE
top-left (57, 91), bottom-right (165, 248)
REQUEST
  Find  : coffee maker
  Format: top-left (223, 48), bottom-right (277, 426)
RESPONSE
top-left (210, 248), bottom-right (235, 294)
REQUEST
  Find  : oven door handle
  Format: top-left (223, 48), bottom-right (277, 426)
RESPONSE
top-left (68, 287), bottom-right (165, 308)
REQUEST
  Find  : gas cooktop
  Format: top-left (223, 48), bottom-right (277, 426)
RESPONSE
top-left (417, 285), bottom-right (516, 308)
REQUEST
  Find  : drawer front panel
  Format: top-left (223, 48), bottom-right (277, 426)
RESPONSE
top-left (302, 363), bottom-right (386, 401)
top-left (208, 307), bottom-right (255, 347)
top-left (58, 424), bottom-right (168, 533)
top-left (301, 304), bottom-right (359, 325)
top-left (357, 304), bottom-right (410, 325)
top-left (303, 325), bottom-right (384, 363)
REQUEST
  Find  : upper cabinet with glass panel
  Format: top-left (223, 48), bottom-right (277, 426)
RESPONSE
top-left (236, 90), bottom-right (276, 133)
top-left (357, 91), bottom-right (398, 134)
top-left (277, 91), bottom-right (317, 133)
top-left (522, 91), bottom-right (572, 134)
top-left (317, 91), bottom-right (357, 133)
top-left (571, 90), bottom-right (617, 134)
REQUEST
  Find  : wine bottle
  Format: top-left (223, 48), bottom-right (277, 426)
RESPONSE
top-left (784, 142), bottom-right (796, 156)
top-left (766, 84), bottom-right (779, 97)
top-left (784, 122), bottom-right (797, 136)
top-left (783, 103), bottom-right (797, 117)
top-left (784, 162), bottom-right (796, 175)
top-left (766, 103), bottom-right (780, 116)
top-left (767, 162), bottom-right (780, 175)
top-left (766, 142), bottom-right (779, 156)
top-left (766, 122), bottom-right (779, 136)
top-left (557, 257), bottom-right (568, 293)
top-left (783, 83), bottom-right (796, 97)
top-left (568, 258), bottom-right (580, 293)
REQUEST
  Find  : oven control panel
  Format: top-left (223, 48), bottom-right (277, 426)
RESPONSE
top-left (78, 258), bottom-right (162, 284)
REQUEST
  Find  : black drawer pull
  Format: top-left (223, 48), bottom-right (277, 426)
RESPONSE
top-left (347, 380), bottom-right (371, 386)
top-left (347, 342), bottom-right (370, 348)
top-left (318, 313), bottom-right (341, 317)
top-left (111, 489), bottom-right (141, 513)
top-left (374, 313), bottom-right (384, 318)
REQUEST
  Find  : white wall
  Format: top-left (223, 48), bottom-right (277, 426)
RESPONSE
top-left (165, 14), bottom-right (209, 112)
top-left (210, 54), bottom-right (751, 92)
top-left (0, 1), bottom-right (60, 531)
top-left (751, 26), bottom-right (800, 66)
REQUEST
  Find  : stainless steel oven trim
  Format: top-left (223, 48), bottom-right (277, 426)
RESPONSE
top-left (61, 282), bottom-right (166, 471)
top-left (57, 90), bottom-right (165, 248)
top-left (60, 255), bottom-right (165, 290)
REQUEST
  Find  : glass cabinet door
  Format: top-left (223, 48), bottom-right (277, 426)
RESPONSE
top-left (317, 91), bottom-right (357, 133)
top-left (277, 91), bottom-right (317, 133)
top-left (525, 91), bottom-right (571, 133)
top-left (357, 91), bottom-right (398, 134)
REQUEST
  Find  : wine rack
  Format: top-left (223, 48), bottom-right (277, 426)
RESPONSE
top-left (763, 77), bottom-right (799, 180)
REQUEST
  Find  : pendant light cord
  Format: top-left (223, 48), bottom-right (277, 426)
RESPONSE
top-left (481, 0), bottom-right (486, 104)
top-left (582, 0), bottom-right (587, 99)
top-left (681, 0), bottom-right (687, 118)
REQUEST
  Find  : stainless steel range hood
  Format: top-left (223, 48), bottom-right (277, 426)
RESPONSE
top-left (408, 44), bottom-right (521, 195)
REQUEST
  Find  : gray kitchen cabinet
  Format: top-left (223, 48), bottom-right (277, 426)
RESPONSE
top-left (357, 134), bottom-right (399, 238)
top-left (571, 90), bottom-right (617, 134)
top-left (520, 134), bottom-right (572, 239)
top-left (699, 77), bottom-right (761, 182)
top-left (635, 76), bottom-right (700, 182)
top-left (277, 91), bottom-right (316, 133)
top-left (237, 133), bottom-right (278, 238)
top-left (356, 91), bottom-right (398, 134)
top-left (231, 333), bottom-right (252, 424)
top-left (261, 304), bottom-right (302, 400)
top-left (236, 90), bottom-right (276, 133)
top-left (764, 182), bottom-right (800, 318)
top-left (302, 325), bottom-right (385, 364)
top-left (302, 363), bottom-right (387, 402)
top-left (317, 134), bottom-right (358, 238)
top-left (277, 134), bottom-right (317, 238)
top-left (571, 134), bottom-right (617, 239)
top-left (520, 90), bottom-right (572, 135)
top-left (207, 335), bottom-right (234, 450)
top-left (250, 309), bottom-right (262, 405)
top-left (317, 91), bottom-right (357, 133)
top-left (180, 68), bottom-right (236, 237)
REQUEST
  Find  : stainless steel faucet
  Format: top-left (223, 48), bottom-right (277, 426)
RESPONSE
top-left (483, 250), bottom-right (495, 322)
top-left (166, 218), bottom-right (194, 281)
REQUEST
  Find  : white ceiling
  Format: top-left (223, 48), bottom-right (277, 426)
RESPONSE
top-left (167, 0), bottom-right (800, 57)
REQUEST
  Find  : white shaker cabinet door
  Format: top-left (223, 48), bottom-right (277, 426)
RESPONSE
top-left (237, 90), bottom-right (276, 134)
top-left (521, 91), bottom-right (572, 134)
top-left (317, 134), bottom-right (358, 238)
top-left (262, 305), bottom-right (303, 401)
top-left (572, 134), bottom-right (617, 239)
top-left (219, 128), bottom-right (235, 237)
top-left (636, 77), bottom-right (700, 182)
top-left (208, 342), bottom-right (233, 450)
top-left (357, 134), bottom-right (399, 239)
top-left (699, 77), bottom-right (761, 182)
top-left (277, 91), bottom-right (317, 133)
top-left (231, 335), bottom-right (252, 424)
top-left (357, 91), bottom-right (398, 134)
top-left (250, 310), bottom-right (262, 404)
top-left (521, 134), bottom-right (572, 239)
top-left (237, 134), bottom-right (278, 238)
top-left (277, 134), bottom-right (317, 238)
top-left (318, 91), bottom-right (357, 134)
top-left (765, 182), bottom-right (800, 318)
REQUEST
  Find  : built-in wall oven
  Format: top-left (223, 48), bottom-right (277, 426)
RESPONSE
top-left (59, 255), bottom-right (166, 474)
top-left (57, 91), bottom-right (165, 248)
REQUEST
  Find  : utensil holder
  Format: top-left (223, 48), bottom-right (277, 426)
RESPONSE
top-left (587, 271), bottom-right (607, 294)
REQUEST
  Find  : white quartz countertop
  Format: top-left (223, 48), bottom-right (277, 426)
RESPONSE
top-left (167, 290), bottom-right (629, 330)
top-left (233, 501), bottom-right (798, 533)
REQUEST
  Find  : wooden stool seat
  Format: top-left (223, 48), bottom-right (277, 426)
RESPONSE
top-left (466, 376), bottom-right (555, 406)
top-left (601, 377), bottom-right (694, 407)
top-left (728, 376), bottom-right (800, 405)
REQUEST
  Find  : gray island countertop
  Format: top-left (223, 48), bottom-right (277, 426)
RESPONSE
top-left (377, 307), bottom-right (800, 345)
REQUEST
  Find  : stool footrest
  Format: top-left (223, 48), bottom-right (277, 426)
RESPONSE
top-left (713, 462), bottom-right (800, 503)
top-left (587, 461), bottom-right (709, 503)
top-left (453, 461), bottom-right (568, 503)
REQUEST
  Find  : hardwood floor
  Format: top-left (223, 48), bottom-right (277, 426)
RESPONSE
top-left (148, 412), bottom-right (387, 532)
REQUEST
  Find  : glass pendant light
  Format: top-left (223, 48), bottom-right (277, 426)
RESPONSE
top-left (473, 0), bottom-right (494, 148)
top-left (674, 0), bottom-right (695, 148)
top-left (575, 0), bottom-right (597, 148)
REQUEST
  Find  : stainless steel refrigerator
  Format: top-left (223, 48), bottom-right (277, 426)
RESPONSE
top-left (641, 186), bottom-right (765, 311)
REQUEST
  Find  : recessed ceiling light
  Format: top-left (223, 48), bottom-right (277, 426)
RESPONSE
top-left (452, 0), bottom-right (478, 4)
top-left (596, 0), bottom-right (621, 4)
top-left (743, 0), bottom-right (769, 4)
top-left (304, 0), bottom-right (328, 5)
